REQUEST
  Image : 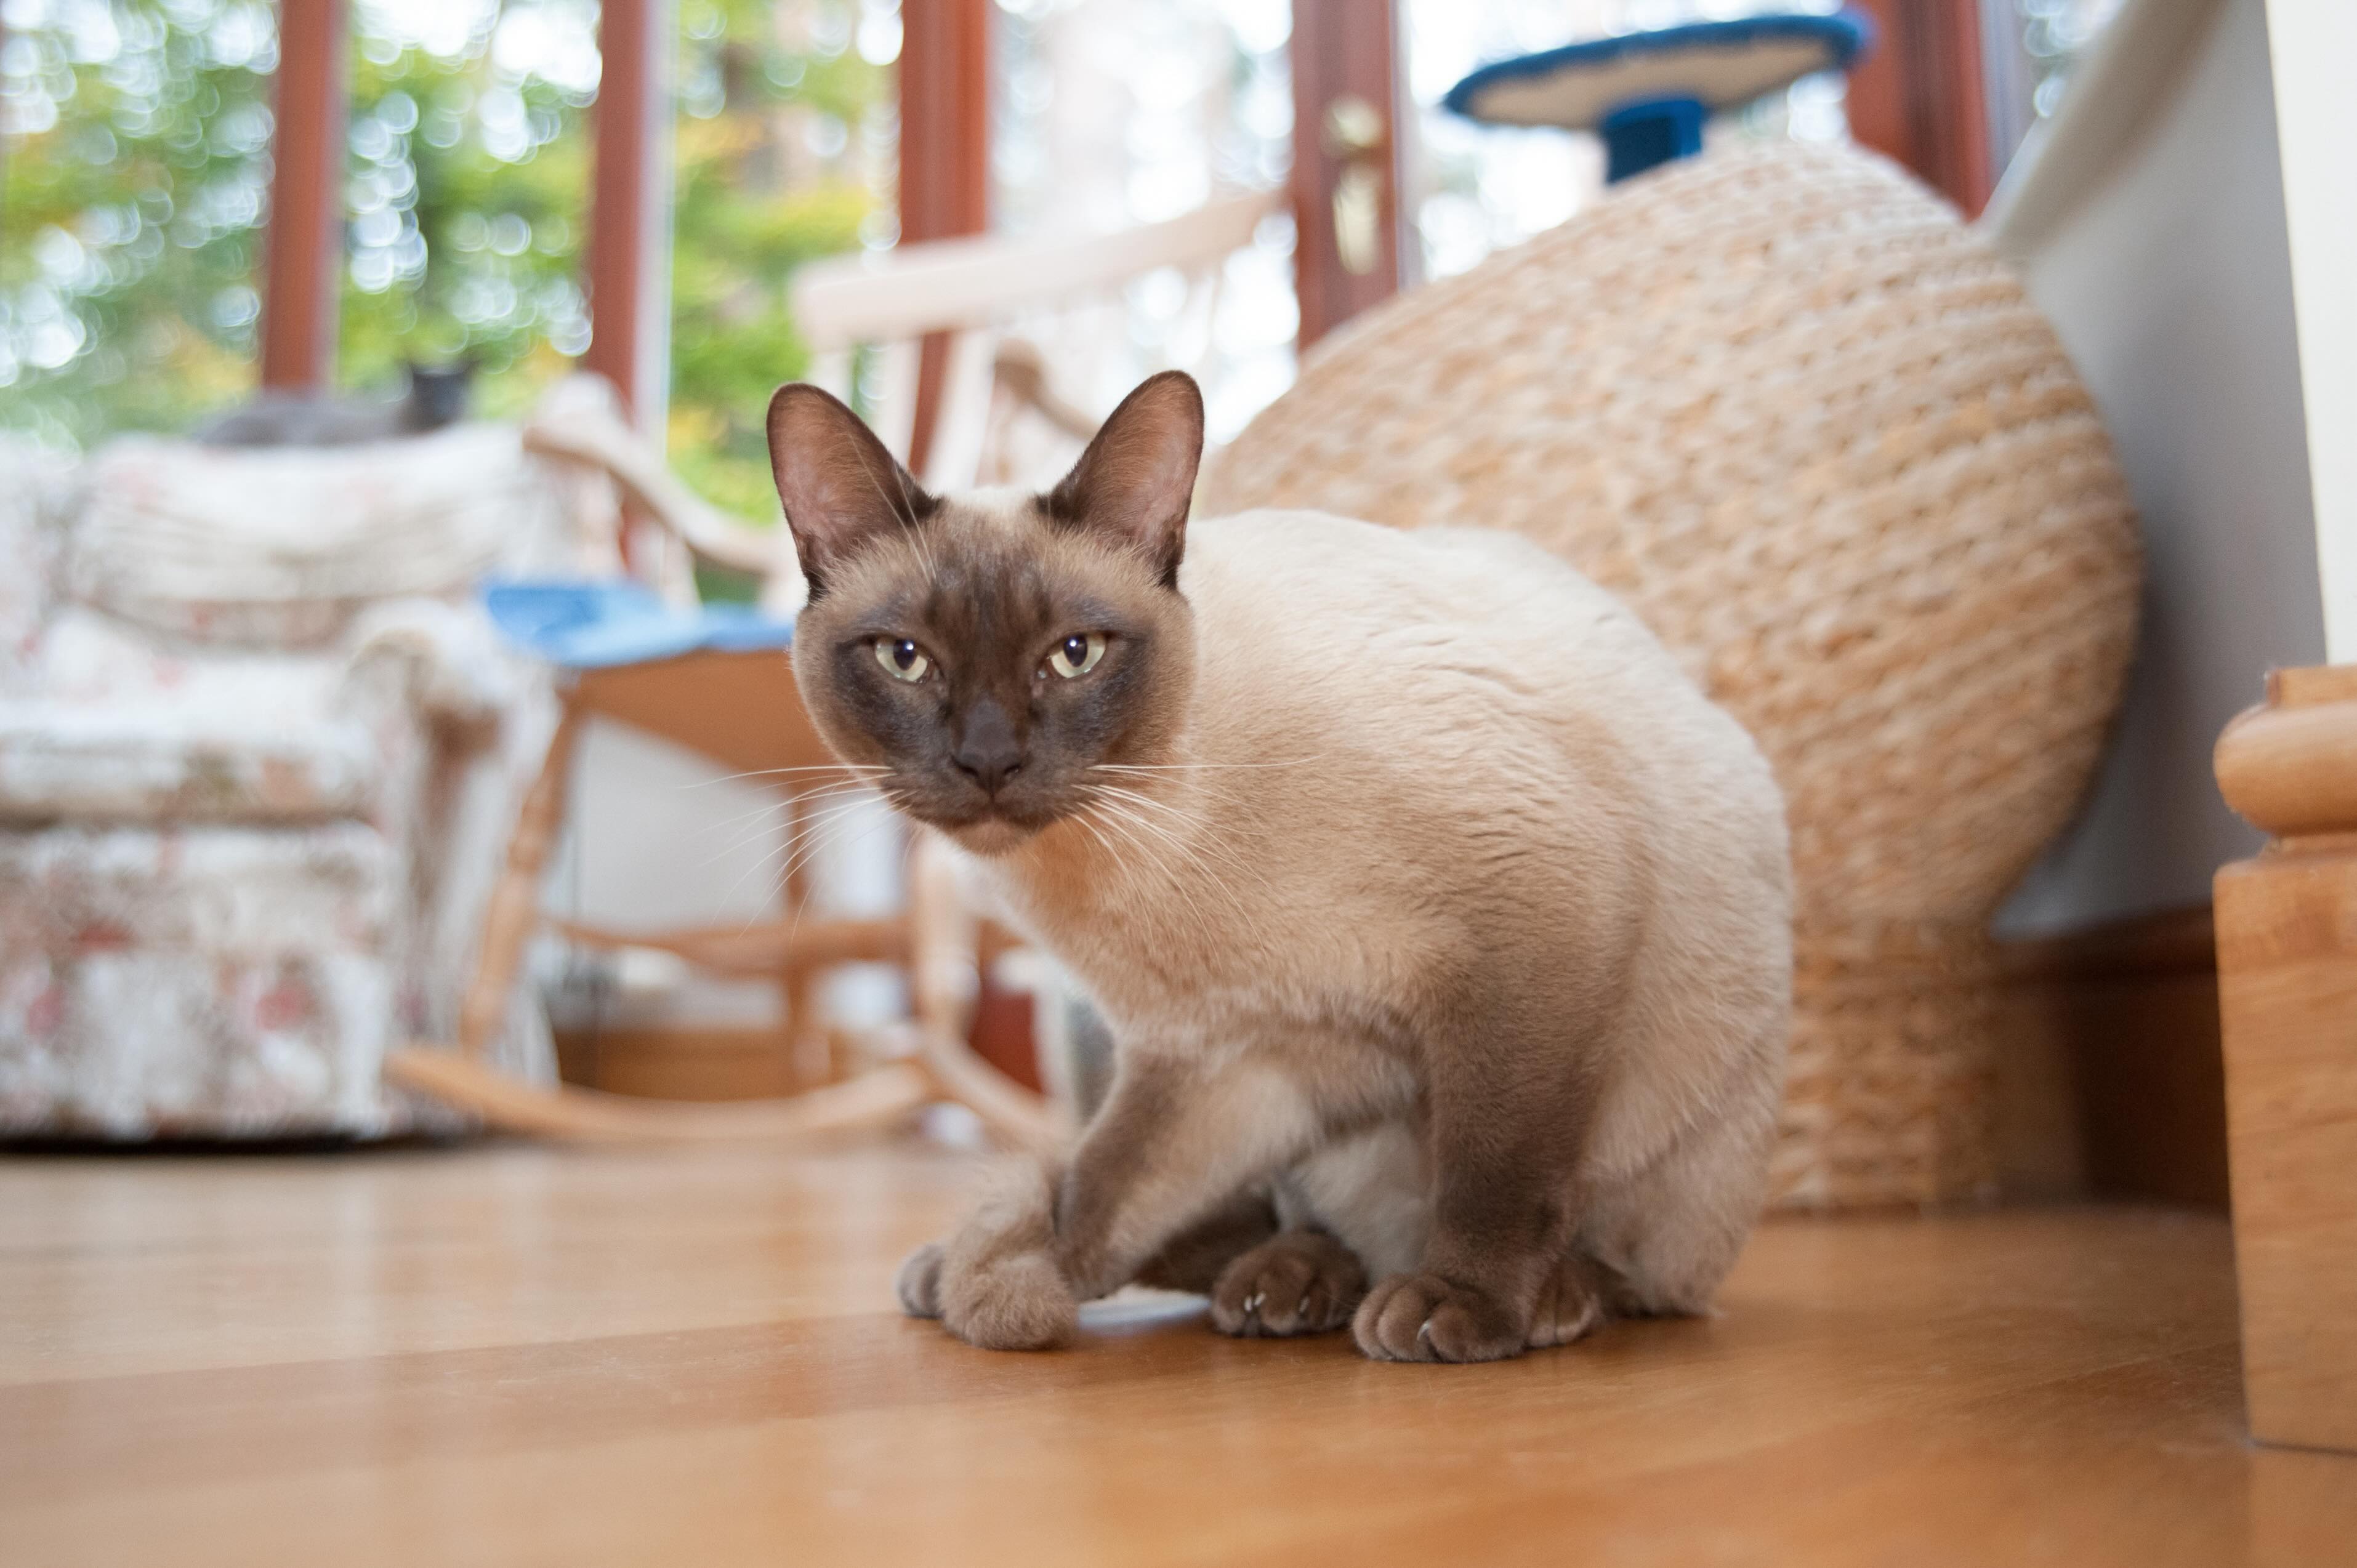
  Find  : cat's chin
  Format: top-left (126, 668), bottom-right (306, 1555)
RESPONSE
top-left (938, 816), bottom-right (1047, 858)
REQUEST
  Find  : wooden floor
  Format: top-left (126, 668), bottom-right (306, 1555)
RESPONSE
top-left (3, 1140), bottom-right (2350, 1567)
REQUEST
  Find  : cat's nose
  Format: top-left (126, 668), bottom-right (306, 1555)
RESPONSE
top-left (951, 702), bottom-right (1026, 796)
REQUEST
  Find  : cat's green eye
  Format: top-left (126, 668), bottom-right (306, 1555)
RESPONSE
top-left (1047, 633), bottom-right (1107, 680)
top-left (874, 637), bottom-right (932, 683)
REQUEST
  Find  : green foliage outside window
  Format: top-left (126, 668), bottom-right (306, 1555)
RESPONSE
top-left (668, 0), bottom-right (883, 525)
top-left (3, 0), bottom-right (886, 528)
top-left (1, 0), bottom-right (278, 447)
top-left (335, 7), bottom-right (598, 423)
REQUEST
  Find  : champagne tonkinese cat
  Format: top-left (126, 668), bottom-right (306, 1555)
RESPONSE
top-left (766, 371), bottom-right (1791, 1363)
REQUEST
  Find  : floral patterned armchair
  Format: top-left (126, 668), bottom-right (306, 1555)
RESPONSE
top-left (0, 384), bottom-right (622, 1137)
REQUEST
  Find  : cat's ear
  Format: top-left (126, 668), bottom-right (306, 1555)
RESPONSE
top-left (767, 383), bottom-right (937, 598)
top-left (1042, 371), bottom-right (1204, 590)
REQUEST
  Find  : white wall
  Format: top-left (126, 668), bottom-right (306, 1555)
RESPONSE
top-left (2263, 0), bottom-right (2357, 658)
top-left (1994, 0), bottom-right (2322, 934)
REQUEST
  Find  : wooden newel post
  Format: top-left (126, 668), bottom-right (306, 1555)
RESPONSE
top-left (2214, 664), bottom-right (2357, 1453)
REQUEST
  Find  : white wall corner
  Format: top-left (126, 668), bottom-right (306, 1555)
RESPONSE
top-left (2263, 0), bottom-right (2357, 661)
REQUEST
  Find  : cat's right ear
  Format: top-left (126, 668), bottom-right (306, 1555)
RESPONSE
top-left (1042, 371), bottom-right (1205, 590)
top-left (766, 383), bottom-right (937, 599)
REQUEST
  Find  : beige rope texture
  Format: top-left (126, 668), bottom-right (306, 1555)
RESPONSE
top-left (1202, 142), bottom-right (2141, 1208)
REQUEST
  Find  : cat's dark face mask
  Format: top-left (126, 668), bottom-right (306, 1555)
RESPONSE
top-left (767, 373), bottom-right (1204, 855)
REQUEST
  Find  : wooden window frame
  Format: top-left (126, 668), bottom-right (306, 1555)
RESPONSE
top-left (259, 0), bottom-right (349, 390)
top-left (253, 0), bottom-right (683, 420)
top-left (583, 0), bottom-right (675, 429)
top-left (897, 0), bottom-right (993, 476)
top-left (1289, 0), bottom-right (1406, 349)
top-left (246, 2), bottom-right (1999, 414)
top-left (1845, 0), bottom-right (1996, 217)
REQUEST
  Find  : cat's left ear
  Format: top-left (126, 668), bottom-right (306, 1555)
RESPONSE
top-left (767, 382), bottom-right (937, 599)
top-left (1042, 371), bottom-right (1204, 590)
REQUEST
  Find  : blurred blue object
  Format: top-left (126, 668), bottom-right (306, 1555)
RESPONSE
top-left (1444, 10), bottom-right (1874, 183)
top-left (483, 579), bottom-right (794, 669)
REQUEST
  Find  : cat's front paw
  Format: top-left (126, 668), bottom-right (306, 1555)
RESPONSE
top-left (896, 1242), bottom-right (946, 1319)
top-left (924, 1157), bottom-right (1079, 1351)
top-left (1353, 1271), bottom-right (1528, 1363)
top-left (940, 1244), bottom-right (1078, 1351)
top-left (1210, 1229), bottom-right (1366, 1337)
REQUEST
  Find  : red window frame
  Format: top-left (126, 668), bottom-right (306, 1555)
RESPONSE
top-left (248, 2), bottom-right (1997, 408)
top-left (259, 0), bottom-right (349, 390)
top-left (1845, 0), bottom-right (1995, 217)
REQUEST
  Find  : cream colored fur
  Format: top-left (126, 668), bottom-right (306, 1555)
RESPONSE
top-left (941, 509), bottom-right (1791, 1337)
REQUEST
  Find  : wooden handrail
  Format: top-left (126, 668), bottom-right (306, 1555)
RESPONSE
top-left (791, 191), bottom-right (1278, 352)
top-left (522, 406), bottom-right (792, 586)
top-left (549, 917), bottom-right (909, 978)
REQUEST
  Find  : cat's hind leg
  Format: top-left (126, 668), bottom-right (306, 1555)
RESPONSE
top-left (1525, 1251), bottom-right (1613, 1348)
top-left (1132, 1189), bottom-right (1283, 1293)
top-left (1519, 1034), bottom-right (1779, 1349)
top-left (1208, 1228), bottom-right (1366, 1337)
top-left (1352, 992), bottom-right (1608, 1364)
top-left (1203, 1117), bottom-right (1427, 1338)
top-left (1573, 1040), bottom-right (1780, 1319)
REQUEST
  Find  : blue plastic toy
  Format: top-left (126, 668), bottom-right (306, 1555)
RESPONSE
top-left (1444, 10), bottom-right (1874, 184)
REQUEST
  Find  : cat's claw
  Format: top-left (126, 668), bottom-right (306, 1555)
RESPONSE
top-left (1210, 1231), bottom-right (1366, 1338)
top-left (1353, 1271), bottom-right (1528, 1363)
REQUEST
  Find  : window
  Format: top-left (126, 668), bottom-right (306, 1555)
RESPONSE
top-left (991, 0), bottom-right (1295, 442)
top-left (1983, 0), bottom-right (2129, 179)
top-left (340, 0), bottom-right (599, 419)
top-left (666, 0), bottom-right (892, 521)
top-left (1404, 0), bottom-right (1854, 284)
top-left (2, 0), bottom-right (279, 447)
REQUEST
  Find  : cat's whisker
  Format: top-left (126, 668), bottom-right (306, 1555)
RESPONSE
top-left (1065, 807), bottom-right (1125, 869)
top-left (712, 809), bottom-right (863, 909)
top-left (774, 790), bottom-right (885, 867)
top-left (695, 779), bottom-right (878, 831)
top-left (1083, 766), bottom-right (1290, 818)
top-left (695, 813), bottom-right (796, 870)
top-left (770, 808), bottom-right (894, 923)
top-left (1086, 768), bottom-right (1250, 805)
top-left (695, 798), bottom-right (858, 874)
top-left (711, 795), bottom-right (879, 909)
top-left (772, 796), bottom-right (888, 865)
top-left (1089, 760), bottom-right (1324, 772)
top-left (884, 457), bottom-right (945, 588)
top-left (718, 794), bottom-right (907, 945)
top-left (1083, 795), bottom-right (1226, 935)
top-left (901, 499), bottom-right (942, 587)
top-left (1118, 822), bottom-right (1226, 942)
top-left (1087, 783), bottom-right (1278, 899)
top-left (1086, 784), bottom-right (1216, 846)
top-left (1077, 802), bottom-right (1183, 914)
top-left (691, 782), bottom-right (887, 866)
top-left (762, 800), bottom-right (911, 945)
top-left (677, 764), bottom-right (888, 790)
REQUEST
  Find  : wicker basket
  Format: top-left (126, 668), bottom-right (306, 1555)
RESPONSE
top-left (1201, 142), bottom-right (2140, 1208)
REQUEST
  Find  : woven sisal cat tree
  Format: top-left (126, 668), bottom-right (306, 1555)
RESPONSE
top-left (1201, 141), bottom-right (2141, 1208)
